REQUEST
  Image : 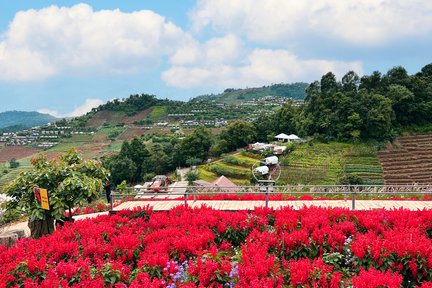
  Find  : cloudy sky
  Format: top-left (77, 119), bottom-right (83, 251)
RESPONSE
top-left (0, 1), bottom-right (431, 117)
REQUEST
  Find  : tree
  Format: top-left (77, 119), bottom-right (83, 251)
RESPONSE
top-left (220, 120), bottom-right (257, 150)
top-left (4, 149), bottom-right (109, 238)
top-left (9, 158), bottom-right (19, 169)
top-left (386, 84), bottom-right (416, 125)
top-left (105, 154), bottom-right (137, 185)
top-left (185, 170), bottom-right (198, 185)
top-left (173, 126), bottom-right (213, 166)
top-left (320, 72), bottom-right (339, 96)
top-left (341, 71), bottom-right (360, 94)
top-left (120, 138), bottom-right (150, 181)
top-left (275, 101), bottom-right (299, 134)
top-left (142, 143), bottom-right (171, 175)
top-left (360, 71), bottom-right (382, 93)
top-left (210, 139), bottom-right (230, 157)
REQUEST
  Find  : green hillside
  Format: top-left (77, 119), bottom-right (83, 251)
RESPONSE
top-left (193, 82), bottom-right (308, 103)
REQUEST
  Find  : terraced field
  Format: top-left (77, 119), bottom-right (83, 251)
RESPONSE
top-left (379, 133), bottom-right (432, 185)
top-left (198, 152), bottom-right (260, 185)
top-left (280, 142), bottom-right (383, 185)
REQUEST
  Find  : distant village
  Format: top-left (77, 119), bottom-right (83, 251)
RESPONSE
top-left (0, 125), bottom-right (93, 148)
top-left (0, 96), bottom-right (304, 148)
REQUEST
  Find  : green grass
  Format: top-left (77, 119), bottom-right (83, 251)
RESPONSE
top-left (103, 141), bottom-right (123, 152)
top-left (148, 106), bottom-right (168, 120)
top-left (46, 134), bottom-right (93, 152)
top-left (98, 126), bottom-right (124, 141)
top-left (197, 167), bottom-right (218, 183)
top-left (0, 156), bottom-right (33, 192)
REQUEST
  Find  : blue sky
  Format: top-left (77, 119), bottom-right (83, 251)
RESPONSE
top-left (1, 1), bottom-right (431, 117)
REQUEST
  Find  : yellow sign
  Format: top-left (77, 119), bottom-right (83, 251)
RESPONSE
top-left (39, 188), bottom-right (50, 210)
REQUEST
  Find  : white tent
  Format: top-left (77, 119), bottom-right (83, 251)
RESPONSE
top-left (254, 166), bottom-right (269, 175)
top-left (264, 156), bottom-right (278, 165)
top-left (287, 134), bottom-right (300, 140)
top-left (275, 133), bottom-right (301, 142)
top-left (274, 133), bottom-right (290, 142)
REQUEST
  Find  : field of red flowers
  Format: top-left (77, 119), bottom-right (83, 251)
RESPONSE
top-left (1, 205), bottom-right (432, 287)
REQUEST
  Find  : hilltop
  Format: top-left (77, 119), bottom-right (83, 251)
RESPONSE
top-left (192, 82), bottom-right (308, 103)
top-left (0, 111), bottom-right (57, 133)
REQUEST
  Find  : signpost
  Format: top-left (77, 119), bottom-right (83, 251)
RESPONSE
top-left (34, 187), bottom-right (50, 210)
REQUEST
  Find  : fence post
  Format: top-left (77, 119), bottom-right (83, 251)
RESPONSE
top-left (351, 192), bottom-right (356, 210)
top-left (184, 190), bottom-right (188, 206)
top-left (110, 193), bottom-right (113, 212)
top-left (193, 187), bottom-right (197, 203)
top-left (265, 187), bottom-right (269, 208)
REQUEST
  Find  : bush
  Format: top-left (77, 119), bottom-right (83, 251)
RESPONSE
top-left (338, 174), bottom-right (364, 185)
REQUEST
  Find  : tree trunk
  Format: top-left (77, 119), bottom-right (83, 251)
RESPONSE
top-left (0, 233), bottom-right (18, 247)
top-left (28, 217), bottom-right (55, 239)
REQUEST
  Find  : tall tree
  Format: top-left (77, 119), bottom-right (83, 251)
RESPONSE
top-left (120, 138), bottom-right (150, 181)
top-left (320, 72), bottom-right (339, 96)
top-left (220, 120), bottom-right (257, 150)
top-left (174, 126), bottom-right (213, 166)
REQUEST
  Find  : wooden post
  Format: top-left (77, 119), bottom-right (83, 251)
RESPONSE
top-left (0, 233), bottom-right (18, 247)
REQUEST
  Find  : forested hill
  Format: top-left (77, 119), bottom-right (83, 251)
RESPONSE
top-left (192, 82), bottom-right (308, 103)
top-left (0, 111), bottom-right (57, 132)
top-left (94, 94), bottom-right (179, 116)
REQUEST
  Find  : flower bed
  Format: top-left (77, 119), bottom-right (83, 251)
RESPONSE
top-left (2, 205), bottom-right (432, 287)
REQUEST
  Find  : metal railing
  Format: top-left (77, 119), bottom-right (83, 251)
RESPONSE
top-left (109, 184), bottom-right (432, 211)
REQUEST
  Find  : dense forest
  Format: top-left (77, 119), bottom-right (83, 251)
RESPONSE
top-left (95, 94), bottom-right (179, 116)
top-left (254, 64), bottom-right (432, 142)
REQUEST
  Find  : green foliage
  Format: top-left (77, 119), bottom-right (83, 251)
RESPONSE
top-left (300, 64), bottom-right (432, 141)
top-left (208, 164), bottom-right (251, 179)
top-left (185, 170), bottom-right (198, 185)
top-left (117, 180), bottom-right (127, 192)
top-left (220, 120), bottom-right (257, 150)
top-left (222, 155), bottom-right (252, 167)
top-left (280, 142), bottom-right (383, 185)
top-left (194, 82), bottom-right (308, 102)
top-left (103, 154), bottom-right (137, 185)
top-left (210, 139), bottom-right (230, 157)
top-left (147, 106), bottom-right (168, 120)
top-left (98, 94), bottom-right (171, 116)
top-left (4, 149), bottom-right (109, 223)
top-left (107, 127), bottom-right (124, 141)
top-left (338, 174), bottom-right (364, 185)
top-left (103, 137), bottom-right (176, 185)
top-left (9, 158), bottom-right (19, 169)
top-left (174, 126), bottom-right (214, 166)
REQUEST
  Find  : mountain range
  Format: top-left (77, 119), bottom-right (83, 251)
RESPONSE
top-left (0, 111), bottom-right (57, 133)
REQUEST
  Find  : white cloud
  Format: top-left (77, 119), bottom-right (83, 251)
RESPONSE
top-left (38, 98), bottom-right (103, 118)
top-left (0, 3), bottom-right (192, 81)
top-left (191, 0), bottom-right (432, 45)
top-left (170, 34), bottom-right (243, 66)
top-left (162, 49), bottom-right (362, 88)
top-left (37, 108), bottom-right (62, 118)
